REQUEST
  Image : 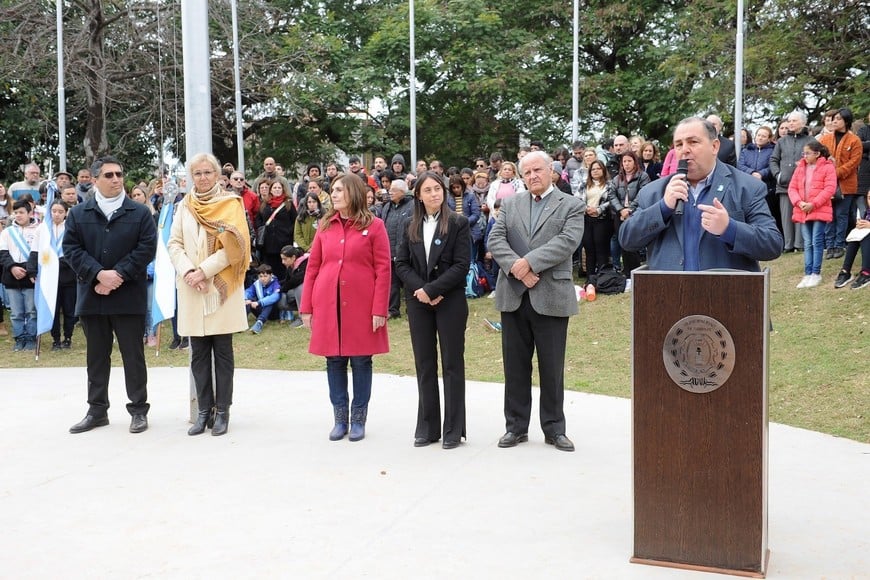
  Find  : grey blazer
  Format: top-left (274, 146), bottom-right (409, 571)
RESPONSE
top-left (488, 188), bottom-right (584, 317)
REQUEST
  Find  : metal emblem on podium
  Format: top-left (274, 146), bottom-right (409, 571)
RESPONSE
top-left (663, 315), bottom-right (735, 393)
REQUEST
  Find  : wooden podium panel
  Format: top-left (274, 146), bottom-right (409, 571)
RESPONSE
top-left (631, 268), bottom-right (769, 577)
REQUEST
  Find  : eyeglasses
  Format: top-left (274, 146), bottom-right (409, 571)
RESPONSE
top-left (100, 171), bottom-right (124, 179)
top-left (193, 170), bottom-right (215, 178)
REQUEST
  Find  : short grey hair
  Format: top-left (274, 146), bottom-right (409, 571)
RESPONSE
top-left (187, 153), bottom-right (221, 176)
top-left (389, 179), bottom-right (408, 193)
top-left (787, 110), bottom-right (807, 125)
top-left (518, 150), bottom-right (553, 175)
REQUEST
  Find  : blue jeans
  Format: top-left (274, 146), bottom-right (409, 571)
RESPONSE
top-left (825, 196), bottom-right (855, 249)
top-left (325, 356), bottom-right (372, 410)
top-left (802, 221), bottom-right (826, 275)
top-left (6, 288), bottom-right (35, 340)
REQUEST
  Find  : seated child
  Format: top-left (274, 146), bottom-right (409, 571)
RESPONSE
top-left (277, 245), bottom-right (308, 327)
top-left (244, 263), bottom-right (281, 334)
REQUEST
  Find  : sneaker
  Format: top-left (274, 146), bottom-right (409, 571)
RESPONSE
top-left (796, 275), bottom-right (811, 288)
top-left (824, 248), bottom-right (835, 260)
top-left (483, 318), bottom-right (502, 332)
top-left (851, 272), bottom-right (870, 290)
top-left (289, 318), bottom-right (304, 328)
top-left (168, 337), bottom-right (182, 350)
top-left (13, 339), bottom-right (23, 352)
top-left (51, 341), bottom-right (62, 351)
top-left (805, 274), bottom-right (822, 288)
top-left (250, 320), bottom-right (264, 334)
top-left (834, 270), bottom-right (853, 289)
top-left (831, 247), bottom-right (845, 259)
top-left (23, 340), bottom-right (36, 351)
top-left (179, 337), bottom-right (190, 349)
top-left (62, 338), bottom-right (71, 349)
top-left (585, 283), bottom-right (597, 301)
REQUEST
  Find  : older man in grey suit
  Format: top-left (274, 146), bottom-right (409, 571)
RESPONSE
top-left (488, 150), bottom-right (585, 452)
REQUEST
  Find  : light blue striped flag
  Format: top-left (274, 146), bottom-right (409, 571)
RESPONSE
top-left (150, 200), bottom-right (176, 326)
top-left (34, 221), bottom-right (60, 336)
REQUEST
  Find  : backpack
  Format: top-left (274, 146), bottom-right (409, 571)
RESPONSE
top-left (465, 261), bottom-right (487, 298)
top-left (593, 264), bottom-right (627, 295)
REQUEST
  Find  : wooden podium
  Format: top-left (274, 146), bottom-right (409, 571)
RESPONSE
top-left (630, 267), bottom-right (769, 578)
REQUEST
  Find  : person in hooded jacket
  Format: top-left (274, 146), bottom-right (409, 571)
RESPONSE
top-left (390, 154), bottom-right (408, 182)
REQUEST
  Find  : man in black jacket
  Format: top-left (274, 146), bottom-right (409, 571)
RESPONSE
top-left (379, 179), bottom-right (414, 318)
top-left (63, 156), bottom-right (157, 434)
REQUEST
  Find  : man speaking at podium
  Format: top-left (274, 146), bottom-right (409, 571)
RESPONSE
top-left (619, 117), bottom-right (782, 271)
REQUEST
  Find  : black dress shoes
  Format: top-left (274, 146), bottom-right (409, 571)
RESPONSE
top-left (70, 415), bottom-right (109, 434)
top-left (498, 432), bottom-right (528, 448)
top-left (442, 440), bottom-right (460, 450)
top-left (414, 437), bottom-right (438, 447)
top-left (545, 433), bottom-right (575, 452)
top-left (129, 414), bottom-right (148, 433)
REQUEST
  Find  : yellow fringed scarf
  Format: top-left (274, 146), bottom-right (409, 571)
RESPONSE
top-left (186, 184), bottom-right (251, 309)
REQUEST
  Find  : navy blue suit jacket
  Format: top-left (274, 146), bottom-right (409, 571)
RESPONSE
top-left (618, 161), bottom-right (783, 271)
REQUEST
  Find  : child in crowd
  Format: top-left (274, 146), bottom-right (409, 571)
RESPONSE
top-left (788, 141), bottom-right (836, 288)
top-left (481, 198), bottom-right (502, 291)
top-left (833, 189), bottom-right (870, 290)
top-left (0, 200), bottom-right (39, 350)
top-left (244, 263), bottom-right (281, 334)
top-left (277, 245), bottom-right (308, 327)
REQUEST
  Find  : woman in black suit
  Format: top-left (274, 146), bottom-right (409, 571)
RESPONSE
top-left (395, 171), bottom-right (471, 449)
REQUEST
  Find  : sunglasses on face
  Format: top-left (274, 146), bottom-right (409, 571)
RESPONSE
top-left (100, 171), bottom-right (124, 179)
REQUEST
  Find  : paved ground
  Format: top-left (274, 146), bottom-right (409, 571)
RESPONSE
top-left (0, 367), bottom-right (867, 579)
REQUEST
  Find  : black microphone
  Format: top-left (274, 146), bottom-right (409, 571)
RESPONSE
top-left (674, 159), bottom-right (689, 215)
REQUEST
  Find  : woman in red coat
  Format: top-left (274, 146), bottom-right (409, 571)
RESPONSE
top-left (300, 173), bottom-right (391, 442)
top-left (789, 141), bottom-right (836, 288)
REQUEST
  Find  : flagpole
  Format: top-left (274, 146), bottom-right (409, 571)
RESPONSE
top-left (409, 0), bottom-right (417, 169)
top-left (56, 0), bottom-right (67, 171)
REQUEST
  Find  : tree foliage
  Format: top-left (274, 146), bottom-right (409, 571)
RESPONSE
top-left (0, 0), bottom-right (865, 183)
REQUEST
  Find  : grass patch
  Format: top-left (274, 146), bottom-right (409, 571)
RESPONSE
top-left (2, 251), bottom-right (867, 442)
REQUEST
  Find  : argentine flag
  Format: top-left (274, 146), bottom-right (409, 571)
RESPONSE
top-left (150, 200), bottom-right (177, 326)
top-left (34, 222), bottom-right (60, 336)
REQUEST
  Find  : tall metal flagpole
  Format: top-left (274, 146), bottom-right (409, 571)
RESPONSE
top-left (734, 0), bottom-right (744, 161)
top-left (181, 0), bottom-right (213, 162)
top-left (409, 0), bottom-right (417, 169)
top-left (56, 0), bottom-right (67, 172)
top-left (180, 0), bottom-right (213, 421)
top-left (571, 0), bottom-right (579, 143)
top-left (231, 0), bottom-right (245, 173)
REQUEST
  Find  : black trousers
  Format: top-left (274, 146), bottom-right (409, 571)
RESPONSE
top-left (389, 260), bottom-right (403, 317)
top-left (190, 333), bottom-right (235, 410)
top-left (582, 215), bottom-right (613, 280)
top-left (406, 292), bottom-right (467, 442)
top-left (52, 284), bottom-right (78, 342)
top-left (500, 293), bottom-right (569, 436)
top-left (80, 314), bottom-right (149, 417)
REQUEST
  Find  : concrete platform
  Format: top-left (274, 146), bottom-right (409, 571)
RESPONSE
top-left (0, 367), bottom-right (867, 579)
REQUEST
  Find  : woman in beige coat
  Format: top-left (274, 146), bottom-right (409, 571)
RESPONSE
top-left (168, 153), bottom-right (251, 436)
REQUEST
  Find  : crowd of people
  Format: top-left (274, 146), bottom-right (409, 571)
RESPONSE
top-left (0, 108), bottom-right (868, 444)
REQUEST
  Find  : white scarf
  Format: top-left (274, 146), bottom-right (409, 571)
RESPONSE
top-left (94, 187), bottom-right (126, 219)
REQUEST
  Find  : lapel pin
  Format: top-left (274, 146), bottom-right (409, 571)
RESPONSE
top-left (434, 239), bottom-right (442, 245)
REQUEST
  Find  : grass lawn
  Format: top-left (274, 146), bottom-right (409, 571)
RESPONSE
top-left (2, 251), bottom-right (867, 443)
